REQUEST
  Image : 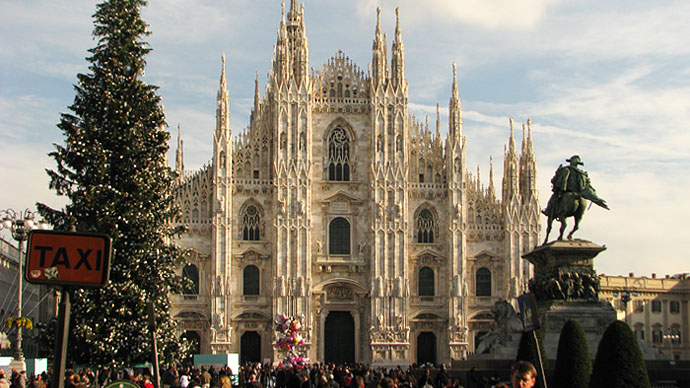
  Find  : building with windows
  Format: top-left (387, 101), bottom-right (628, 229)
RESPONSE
top-left (600, 273), bottom-right (690, 360)
top-left (170, 1), bottom-right (541, 366)
top-left (0, 238), bottom-right (52, 359)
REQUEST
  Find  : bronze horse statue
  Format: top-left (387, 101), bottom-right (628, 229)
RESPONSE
top-left (543, 155), bottom-right (609, 244)
top-left (543, 192), bottom-right (588, 244)
top-left (543, 185), bottom-right (609, 244)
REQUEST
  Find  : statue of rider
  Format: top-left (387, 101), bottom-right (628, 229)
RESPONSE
top-left (543, 155), bottom-right (609, 217)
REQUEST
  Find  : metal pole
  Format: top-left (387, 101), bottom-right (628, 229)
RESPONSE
top-left (147, 303), bottom-right (161, 388)
top-left (15, 236), bottom-right (25, 363)
top-left (531, 330), bottom-right (548, 388)
top-left (52, 288), bottom-right (71, 388)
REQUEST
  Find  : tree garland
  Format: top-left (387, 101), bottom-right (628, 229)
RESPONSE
top-left (6, 316), bottom-right (33, 330)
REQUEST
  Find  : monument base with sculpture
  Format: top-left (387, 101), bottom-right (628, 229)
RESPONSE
top-left (523, 239), bottom-right (616, 358)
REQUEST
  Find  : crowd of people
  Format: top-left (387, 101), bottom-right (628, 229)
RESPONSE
top-left (0, 360), bottom-right (534, 388)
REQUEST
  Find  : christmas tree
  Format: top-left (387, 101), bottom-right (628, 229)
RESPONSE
top-left (39, 0), bottom-right (189, 367)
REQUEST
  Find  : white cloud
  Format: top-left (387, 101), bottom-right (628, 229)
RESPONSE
top-left (0, 0), bottom-right (94, 77)
top-left (357, 0), bottom-right (559, 30)
top-left (0, 139), bottom-right (66, 212)
top-left (0, 95), bottom-right (63, 141)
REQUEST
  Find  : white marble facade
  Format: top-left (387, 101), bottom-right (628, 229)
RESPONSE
top-left (170, 1), bottom-right (541, 366)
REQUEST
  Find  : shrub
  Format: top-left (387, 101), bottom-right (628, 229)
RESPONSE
top-left (589, 320), bottom-right (650, 388)
top-left (553, 319), bottom-right (592, 388)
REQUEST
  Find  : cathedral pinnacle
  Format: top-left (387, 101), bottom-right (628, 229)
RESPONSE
top-left (216, 54), bottom-right (230, 138)
top-left (220, 53), bottom-right (227, 90)
top-left (452, 62), bottom-right (458, 98)
top-left (489, 155), bottom-right (496, 199)
top-left (436, 103), bottom-right (441, 139)
top-left (508, 117), bottom-right (516, 154)
top-left (391, 7), bottom-right (405, 87)
top-left (280, 3), bottom-right (287, 39)
top-left (176, 123), bottom-right (184, 179)
top-left (372, 6), bottom-right (386, 87)
top-left (527, 118), bottom-right (535, 154)
top-left (254, 71), bottom-right (261, 112)
top-left (395, 7), bottom-right (401, 41)
top-left (449, 63), bottom-right (462, 142)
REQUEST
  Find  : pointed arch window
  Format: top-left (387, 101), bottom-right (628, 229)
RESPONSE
top-left (416, 209), bottom-right (435, 243)
top-left (476, 267), bottom-right (492, 297)
top-left (329, 217), bottom-right (351, 255)
top-left (243, 265), bottom-right (260, 295)
top-left (242, 205), bottom-right (261, 241)
top-left (419, 267), bottom-right (435, 297)
top-left (328, 127), bottom-right (351, 181)
top-left (182, 264), bottom-right (199, 296)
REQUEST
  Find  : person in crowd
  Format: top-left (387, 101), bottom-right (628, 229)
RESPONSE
top-left (0, 370), bottom-right (10, 388)
top-left (495, 361), bottom-right (536, 388)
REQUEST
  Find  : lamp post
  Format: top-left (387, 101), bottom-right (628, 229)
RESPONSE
top-left (0, 208), bottom-right (49, 371)
top-left (664, 328), bottom-right (680, 364)
top-left (620, 290), bottom-right (631, 323)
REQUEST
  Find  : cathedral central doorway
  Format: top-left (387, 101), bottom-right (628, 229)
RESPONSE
top-left (324, 311), bottom-right (355, 364)
top-left (416, 332), bottom-right (436, 365)
top-left (240, 331), bottom-right (261, 364)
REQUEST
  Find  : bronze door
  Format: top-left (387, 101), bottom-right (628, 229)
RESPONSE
top-left (417, 331), bottom-right (436, 365)
top-left (324, 311), bottom-right (355, 364)
top-left (240, 331), bottom-right (261, 364)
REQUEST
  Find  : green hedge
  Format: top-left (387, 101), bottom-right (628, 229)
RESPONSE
top-left (589, 320), bottom-right (651, 388)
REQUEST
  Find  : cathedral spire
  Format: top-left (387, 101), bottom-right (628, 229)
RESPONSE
top-left (449, 63), bottom-right (463, 144)
top-left (251, 71), bottom-right (261, 125)
top-left (372, 7), bottom-right (386, 88)
top-left (216, 54), bottom-right (230, 137)
top-left (508, 117), bottom-right (516, 155)
top-left (436, 103), bottom-right (441, 139)
top-left (175, 123), bottom-right (184, 181)
top-left (254, 71), bottom-right (261, 112)
top-left (476, 165), bottom-right (481, 191)
top-left (390, 7), bottom-right (405, 88)
top-left (286, 0), bottom-right (308, 85)
top-left (289, 0), bottom-right (299, 18)
top-left (520, 118), bottom-right (538, 202)
top-left (489, 156), bottom-right (496, 199)
top-left (272, 3), bottom-right (290, 83)
top-left (219, 53), bottom-right (227, 92)
top-left (527, 118), bottom-right (535, 154)
top-left (503, 118), bottom-right (520, 203)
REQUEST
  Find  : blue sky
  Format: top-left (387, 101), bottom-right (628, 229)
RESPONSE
top-left (1, 0), bottom-right (689, 277)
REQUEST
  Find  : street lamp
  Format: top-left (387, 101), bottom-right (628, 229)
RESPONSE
top-left (664, 328), bottom-right (680, 364)
top-left (620, 290), bottom-right (631, 323)
top-left (0, 208), bottom-right (49, 371)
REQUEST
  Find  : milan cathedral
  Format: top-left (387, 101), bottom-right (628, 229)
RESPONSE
top-left (171, 1), bottom-right (541, 366)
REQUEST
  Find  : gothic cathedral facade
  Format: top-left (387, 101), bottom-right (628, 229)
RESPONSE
top-left (171, 1), bottom-right (541, 366)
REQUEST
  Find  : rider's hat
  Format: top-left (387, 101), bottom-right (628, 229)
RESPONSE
top-left (566, 155), bottom-right (583, 165)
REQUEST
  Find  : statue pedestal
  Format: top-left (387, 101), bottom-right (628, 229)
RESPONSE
top-left (537, 299), bottom-right (616, 358)
top-left (523, 239), bottom-right (616, 358)
top-left (524, 239), bottom-right (606, 275)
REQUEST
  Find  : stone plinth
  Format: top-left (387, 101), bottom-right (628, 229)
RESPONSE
top-left (523, 239), bottom-right (606, 302)
top-left (524, 239), bottom-right (606, 274)
top-left (522, 239), bottom-right (616, 358)
top-left (538, 300), bottom-right (616, 358)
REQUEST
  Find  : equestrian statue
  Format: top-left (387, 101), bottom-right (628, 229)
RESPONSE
top-left (542, 155), bottom-right (609, 244)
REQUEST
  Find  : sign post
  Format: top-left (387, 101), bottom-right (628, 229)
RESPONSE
top-left (147, 303), bottom-right (161, 388)
top-left (25, 230), bottom-right (112, 388)
top-left (518, 293), bottom-right (547, 388)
